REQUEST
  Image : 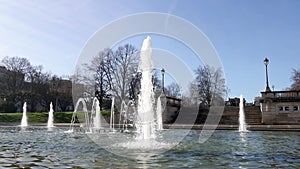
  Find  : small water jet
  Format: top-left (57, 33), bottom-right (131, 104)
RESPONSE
top-left (110, 97), bottom-right (115, 132)
top-left (118, 100), bottom-right (137, 132)
top-left (119, 101), bottom-right (128, 130)
top-left (66, 98), bottom-right (89, 133)
top-left (238, 95), bottom-right (247, 132)
top-left (20, 102), bottom-right (28, 127)
top-left (155, 93), bottom-right (164, 131)
top-left (92, 97), bottom-right (101, 129)
top-left (47, 102), bottom-right (55, 128)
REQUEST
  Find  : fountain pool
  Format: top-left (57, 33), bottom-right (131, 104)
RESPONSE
top-left (0, 126), bottom-right (299, 168)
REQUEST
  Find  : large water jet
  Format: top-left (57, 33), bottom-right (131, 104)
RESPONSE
top-left (136, 36), bottom-right (156, 140)
top-left (238, 95), bottom-right (247, 132)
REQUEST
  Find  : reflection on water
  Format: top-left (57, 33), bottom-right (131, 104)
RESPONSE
top-left (0, 126), bottom-right (299, 168)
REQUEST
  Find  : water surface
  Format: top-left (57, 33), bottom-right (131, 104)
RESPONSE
top-left (0, 126), bottom-right (299, 168)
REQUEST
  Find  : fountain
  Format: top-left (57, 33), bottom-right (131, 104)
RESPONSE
top-left (109, 97), bottom-right (115, 132)
top-left (47, 102), bottom-right (55, 128)
top-left (20, 102), bottom-right (28, 127)
top-left (66, 98), bottom-right (89, 133)
top-left (92, 97), bottom-right (101, 129)
top-left (238, 95), bottom-right (247, 132)
top-left (119, 101), bottom-right (128, 130)
top-left (136, 36), bottom-right (156, 140)
top-left (156, 94), bottom-right (164, 130)
top-left (66, 36), bottom-right (174, 155)
top-left (68, 36), bottom-right (165, 140)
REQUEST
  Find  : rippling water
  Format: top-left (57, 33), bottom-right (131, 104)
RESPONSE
top-left (0, 126), bottom-right (299, 168)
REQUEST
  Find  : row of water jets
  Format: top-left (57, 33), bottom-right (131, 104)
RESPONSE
top-left (19, 94), bottom-right (247, 133)
top-left (20, 102), bottom-right (55, 128)
top-left (65, 94), bottom-right (164, 134)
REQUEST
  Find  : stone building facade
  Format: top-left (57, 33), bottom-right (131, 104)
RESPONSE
top-left (260, 90), bottom-right (300, 124)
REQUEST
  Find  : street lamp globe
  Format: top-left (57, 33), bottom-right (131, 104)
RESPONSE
top-left (264, 58), bottom-right (269, 66)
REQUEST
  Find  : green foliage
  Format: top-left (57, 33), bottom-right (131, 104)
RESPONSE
top-left (0, 112), bottom-right (78, 123)
top-left (28, 112), bottom-right (48, 123)
top-left (0, 113), bottom-right (22, 122)
top-left (101, 110), bottom-right (111, 116)
top-left (54, 112), bottom-right (79, 123)
top-left (0, 110), bottom-right (112, 124)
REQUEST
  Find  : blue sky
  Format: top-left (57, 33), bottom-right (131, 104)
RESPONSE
top-left (1, 0), bottom-right (300, 102)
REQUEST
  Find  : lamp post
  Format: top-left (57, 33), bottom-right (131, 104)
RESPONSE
top-left (264, 58), bottom-right (271, 92)
top-left (161, 68), bottom-right (165, 93)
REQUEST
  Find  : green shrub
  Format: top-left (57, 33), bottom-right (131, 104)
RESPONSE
top-left (0, 113), bottom-right (22, 122)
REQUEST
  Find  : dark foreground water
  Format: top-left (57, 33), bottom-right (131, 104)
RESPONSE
top-left (0, 126), bottom-right (299, 168)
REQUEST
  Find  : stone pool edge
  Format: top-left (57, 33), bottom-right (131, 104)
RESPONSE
top-left (1, 122), bottom-right (300, 131)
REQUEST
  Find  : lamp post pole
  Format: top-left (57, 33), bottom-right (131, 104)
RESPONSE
top-left (161, 68), bottom-right (165, 93)
top-left (264, 58), bottom-right (271, 92)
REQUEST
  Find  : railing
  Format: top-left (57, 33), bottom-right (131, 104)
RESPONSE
top-left (166, 96), bottom-right (181, 107)
top-left (261, 90), bottom-right (300, 102)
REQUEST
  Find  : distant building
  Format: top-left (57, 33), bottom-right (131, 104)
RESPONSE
top-left (254, 96), bottom-right (261, 106)
top-left (260, 90), bottom-right (300, 124)
top-left (225, 97), bottom-right (245, 106)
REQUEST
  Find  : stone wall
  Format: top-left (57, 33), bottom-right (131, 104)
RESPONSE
top-left (260, 91), bottom-right (300, 124)
top-left (261, 102), bottom-right (300, 124)
top-left (196, 106), bottom-right (262, 125)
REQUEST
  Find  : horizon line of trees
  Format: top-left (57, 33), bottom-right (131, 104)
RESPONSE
top-left (74, 43), bottom-right (228, 109)
top-left (0, 56), bottom-right (73, 113)
top-left (290, 68), bottom-right (300, 91)
top-left (2, 48), bottom-right (300, 112)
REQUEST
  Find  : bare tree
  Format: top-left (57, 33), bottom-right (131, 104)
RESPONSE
top-left (83, 48), bottom-right (114, 107)
top-left (81, 44), bottom-right (139, 108)
top-left (49, 76), bottom-right (73, 112)
top-left (1, 56), bottom-right (32, 109)
top-left (1, 56), bottom-right (31, 93)
top-left (1, 56), bottom-right (74, 112)
top-left (110, 44), bottom-right (139, 101)
top-left (165, 82), bottom-right (181, 98)
top-left (26, 65), bottom-right (51, 111)
top-left (181, 80), bottom-right (199, 107)
top-left (2, 56), bottom-right (31, 74)
top-left (291, 68), bottom-right (300, 90)
top-left (195, 65), bottom-right (226, 107)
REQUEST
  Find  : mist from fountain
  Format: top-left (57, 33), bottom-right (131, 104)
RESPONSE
top-left (20, 102), bottom-right (28, 127)
top-left (47, 102), bottom-right (55, 128)
top-left (238, 95), bottom-right (248, 132)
